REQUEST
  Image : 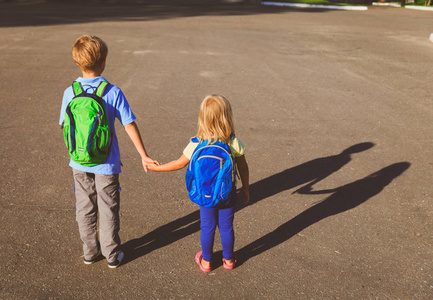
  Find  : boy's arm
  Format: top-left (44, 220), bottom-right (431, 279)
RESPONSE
top-left (124, 121), bottom-right (159, 172)
top-left (148, 155), bottom-right (190, 172)
top-left (236, 155), bottom-right (250, 204)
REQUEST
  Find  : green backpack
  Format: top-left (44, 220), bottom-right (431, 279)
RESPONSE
top-left (63, 81), bottom-right (111, 166)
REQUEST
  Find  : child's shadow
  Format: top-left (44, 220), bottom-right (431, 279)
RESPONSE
top-left (122, 142), bottom-right (377, 265)
top-left (248, 142), bottom-right (375, 203)
top-left (236, 161), bottom-right (410, 265)
top-left (122, 209), bottom-right (201, 265)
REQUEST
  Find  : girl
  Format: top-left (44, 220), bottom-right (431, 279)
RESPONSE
top-left (149, 94), bottom-right (249, 272)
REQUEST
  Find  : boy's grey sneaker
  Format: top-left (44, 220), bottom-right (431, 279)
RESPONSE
top-left (108, 251), bottom-right (124, 269)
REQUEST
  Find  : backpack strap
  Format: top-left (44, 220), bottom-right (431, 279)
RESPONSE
top-left (71, 81), bottom-right (109, 97)
top-left (65, 105), bottom-right (76, 154)
top-left (94, 81), bottom-right (110, 98)
top-left (72, 81), bottom-right (84, 97)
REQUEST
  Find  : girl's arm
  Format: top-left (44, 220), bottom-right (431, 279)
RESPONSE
top-left (236, 155), bottom-right (250, 204)
top-left (124, 121), bottom-right (159, 172)
top-left (148, 154), bottom-right (190, 172)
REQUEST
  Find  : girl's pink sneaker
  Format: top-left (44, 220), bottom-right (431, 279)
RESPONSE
top-left (195, 251), bottom-right (212, 272)
top-left (223, 254), bottom-right (237, 270)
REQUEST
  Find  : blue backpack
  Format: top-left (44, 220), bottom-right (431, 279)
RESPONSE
top-left (185, 137), bottom-right (234, 208)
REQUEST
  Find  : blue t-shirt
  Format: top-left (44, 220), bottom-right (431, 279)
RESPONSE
top-left (59, 76), bottom-right (136, 175)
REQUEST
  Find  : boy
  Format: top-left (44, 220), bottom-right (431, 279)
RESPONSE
top-left (59, 35), bottom-right (158, 268)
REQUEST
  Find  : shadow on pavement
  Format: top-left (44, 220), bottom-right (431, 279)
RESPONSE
top-left (122, 209), bottom-right (201, 265)
top-left (122, 143), bottom-right (409, 267)
top-left (0, 0), bottom-right (329, 28)
top-left (236, 161), bottom-right (410, 265)
top-left (248, 142), bottom-right (375, 203)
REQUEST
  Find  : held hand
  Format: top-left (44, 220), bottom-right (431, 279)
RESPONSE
top-left (147, 163), bottom-right (160, 172)
top-left (241, 187), bottom-right (250, 204)
top-left (142, 157), bottom-right (160, 173)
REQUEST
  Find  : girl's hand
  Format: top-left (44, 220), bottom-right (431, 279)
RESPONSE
top-left (142, 157), bottom-right (159, 173)
top-left (241, 187), bottom-right (250, 204)
top-left (147, 163), bottom-right (159, 172)
top-left (145, 155), bottom-right (189, 172)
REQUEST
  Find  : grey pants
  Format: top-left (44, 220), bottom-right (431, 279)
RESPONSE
top-left (73, 169), bottom-right (121, 263)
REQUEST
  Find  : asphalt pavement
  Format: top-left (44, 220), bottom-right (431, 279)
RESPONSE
top-left (0, 1), bottom-right (432, 299)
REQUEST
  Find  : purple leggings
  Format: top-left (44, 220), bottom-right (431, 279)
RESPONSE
top-left (200, 205), bottom-right (235, 262)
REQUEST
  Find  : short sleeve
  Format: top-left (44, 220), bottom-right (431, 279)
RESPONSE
top-left (230, 136), bottom-right (246, 157)
top-left (59, 86), bottom-right (74, 126)
top-left (183, 140), bottom-right (199, 160)
top-left (114, 90), bottom-right (136, 126)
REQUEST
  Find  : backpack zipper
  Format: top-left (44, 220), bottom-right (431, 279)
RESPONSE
top-left (189, 145), bottom-right (232, 171)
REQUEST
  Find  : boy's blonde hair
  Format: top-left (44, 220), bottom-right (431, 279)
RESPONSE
top-left (197, 95), bottom-right (235, 144)
top-left (72, 35), bottom-right (108, 71)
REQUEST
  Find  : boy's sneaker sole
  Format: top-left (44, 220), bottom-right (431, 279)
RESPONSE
top-left (108, 251), bottom-right (124, 269)
top-left (83, 258), bottom-right (95, 265)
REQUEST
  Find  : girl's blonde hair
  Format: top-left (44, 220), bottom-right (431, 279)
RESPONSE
top-left (197, 94), bottom-right (235, 144)
top-left (72, 35), bottom-right (108, 71)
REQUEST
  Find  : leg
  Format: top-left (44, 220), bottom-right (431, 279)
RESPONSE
top-left (95, 173), bottom-right (121, 263)
top-left (73, 169), bottom-right (99, 261)
top-left (199, 206), bottom-right (218, 263)
top-left (218, 205), bottom-right (235, 262)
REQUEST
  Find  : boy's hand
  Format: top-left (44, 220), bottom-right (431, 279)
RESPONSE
top-left (142, 157), bottom-right (159, 173)
top-left (241, 187), bottom-right (250, 204)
